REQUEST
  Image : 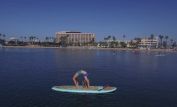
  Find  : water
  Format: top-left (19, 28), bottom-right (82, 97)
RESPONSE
top-left (0, 48), bottom-right (177, 107)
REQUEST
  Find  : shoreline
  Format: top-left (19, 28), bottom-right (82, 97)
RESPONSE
top-left (1, 45), bottom-right (177, 52)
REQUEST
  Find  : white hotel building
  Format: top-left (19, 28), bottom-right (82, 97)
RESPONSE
top-left (56, 31), bottom-right (95, 44)
top-left (139, 37), bottom-right (159, 48)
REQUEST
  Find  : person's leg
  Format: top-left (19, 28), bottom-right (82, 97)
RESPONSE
top-left (82, 80), bottom-right (86, 88)
top-left (84, 76), bottom-right (90, 88)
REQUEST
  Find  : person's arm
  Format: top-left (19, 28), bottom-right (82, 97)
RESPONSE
top-left (72, 75), bottom-right (78, 87)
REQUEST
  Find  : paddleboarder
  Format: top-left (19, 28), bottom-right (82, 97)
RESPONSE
top-left (72, 70), bottom-right (90, 88)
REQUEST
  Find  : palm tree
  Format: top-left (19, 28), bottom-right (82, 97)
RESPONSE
top-left (104, 37), bottom-right (108, 41)
top-left (108, 35), bottom-right (111, 39)
top-left (149, 34), bottom-right (155, 48)
top-left (50, 37), bottom-right (52, 42)
top-left (29, 36), bottom-right (32, 41)
top-left (123, 35), bottom-right (126, 40)
top-left (134, 37), bottom-right (141, 48)
top-left (172, 41), bottom-right (177, 48)
top-left (0, 34), bottom-right (6, 40)
top-left (170, 39), bottom-right (174, 48)
top-left (150, 34), bottom-right (155, 39)
top-left (52, 37), bottom-right (55, 43)
top-left (158, 35), bottom-right (164, 48)
top-left (29, 36), bottom-right (36, 44)
top-left (112, 36), bottom-right (116, 41)
top-left (33, 36), bottom-right (37, 44)
top-left (2, 34), bottom-right (5, 40)
top-left (107, 36), bottom-right (112, 47)
top-left (24, 36), bottom-right (27, 42)
top-left (53, 37), bottom-right (57, 43)
top-left (45, 37), bottom-right (49, 42)
top-left (165, 36), bottom-right (169, 48)
top-left (109, 36), bottom-right (116, 48)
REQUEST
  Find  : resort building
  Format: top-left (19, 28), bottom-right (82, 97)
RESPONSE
top-left (139, 37), bottom-right (159, 49)
top-left (56, 31), bottom-right (95, 45)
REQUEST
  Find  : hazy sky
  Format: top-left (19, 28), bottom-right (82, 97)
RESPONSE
top-left (0, 0), bottom-right (177, 41)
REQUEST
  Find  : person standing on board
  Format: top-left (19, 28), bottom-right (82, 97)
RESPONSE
top-left (72, 70), bottom-right (90, 88)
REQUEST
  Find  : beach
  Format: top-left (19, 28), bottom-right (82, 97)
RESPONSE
top-left (2, 45), bottom-right (177, 53)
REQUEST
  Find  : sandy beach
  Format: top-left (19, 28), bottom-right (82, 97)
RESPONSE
top-left (1, 45), bottom-right (177, 53)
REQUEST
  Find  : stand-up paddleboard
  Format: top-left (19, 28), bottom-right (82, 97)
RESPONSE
top-left (52, 86), bottom-right (117, 94)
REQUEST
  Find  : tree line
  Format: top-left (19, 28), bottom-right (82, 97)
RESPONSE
top-left (0, 34), bottom-right (58, 47)
top-left (0, 33), bottom-right (176, 48)
top-left (98, 34), bottom-right (176, 49)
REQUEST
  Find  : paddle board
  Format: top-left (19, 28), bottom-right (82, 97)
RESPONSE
top-left (52, 85), bottom-right (117, 94)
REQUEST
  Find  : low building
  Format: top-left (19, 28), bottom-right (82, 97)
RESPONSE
top-left (139, 37), bottom-right (159, 49)
top-left (56, 31), bottom-right (95, 45)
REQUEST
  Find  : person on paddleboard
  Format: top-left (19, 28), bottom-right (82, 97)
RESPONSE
top-left (72, 70), bottom-right (90, 88)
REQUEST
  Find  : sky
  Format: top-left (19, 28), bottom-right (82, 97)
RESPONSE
top-left (0, 0), bottom-right (177, 41)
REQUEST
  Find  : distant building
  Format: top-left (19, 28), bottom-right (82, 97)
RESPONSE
top-left (139, 37), bottom-right (159, 49)
top-left (56, 31), bottom-right (95, 45)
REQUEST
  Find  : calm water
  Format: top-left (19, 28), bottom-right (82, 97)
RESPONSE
top-left (0, 48), bottom-right (177, 107)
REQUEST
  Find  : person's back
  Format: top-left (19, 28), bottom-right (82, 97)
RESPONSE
top-left (72, 70), bottom-right (90, 88)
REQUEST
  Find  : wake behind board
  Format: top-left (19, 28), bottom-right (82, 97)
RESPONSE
top-left (52, 86), bottom-right (117, 94)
